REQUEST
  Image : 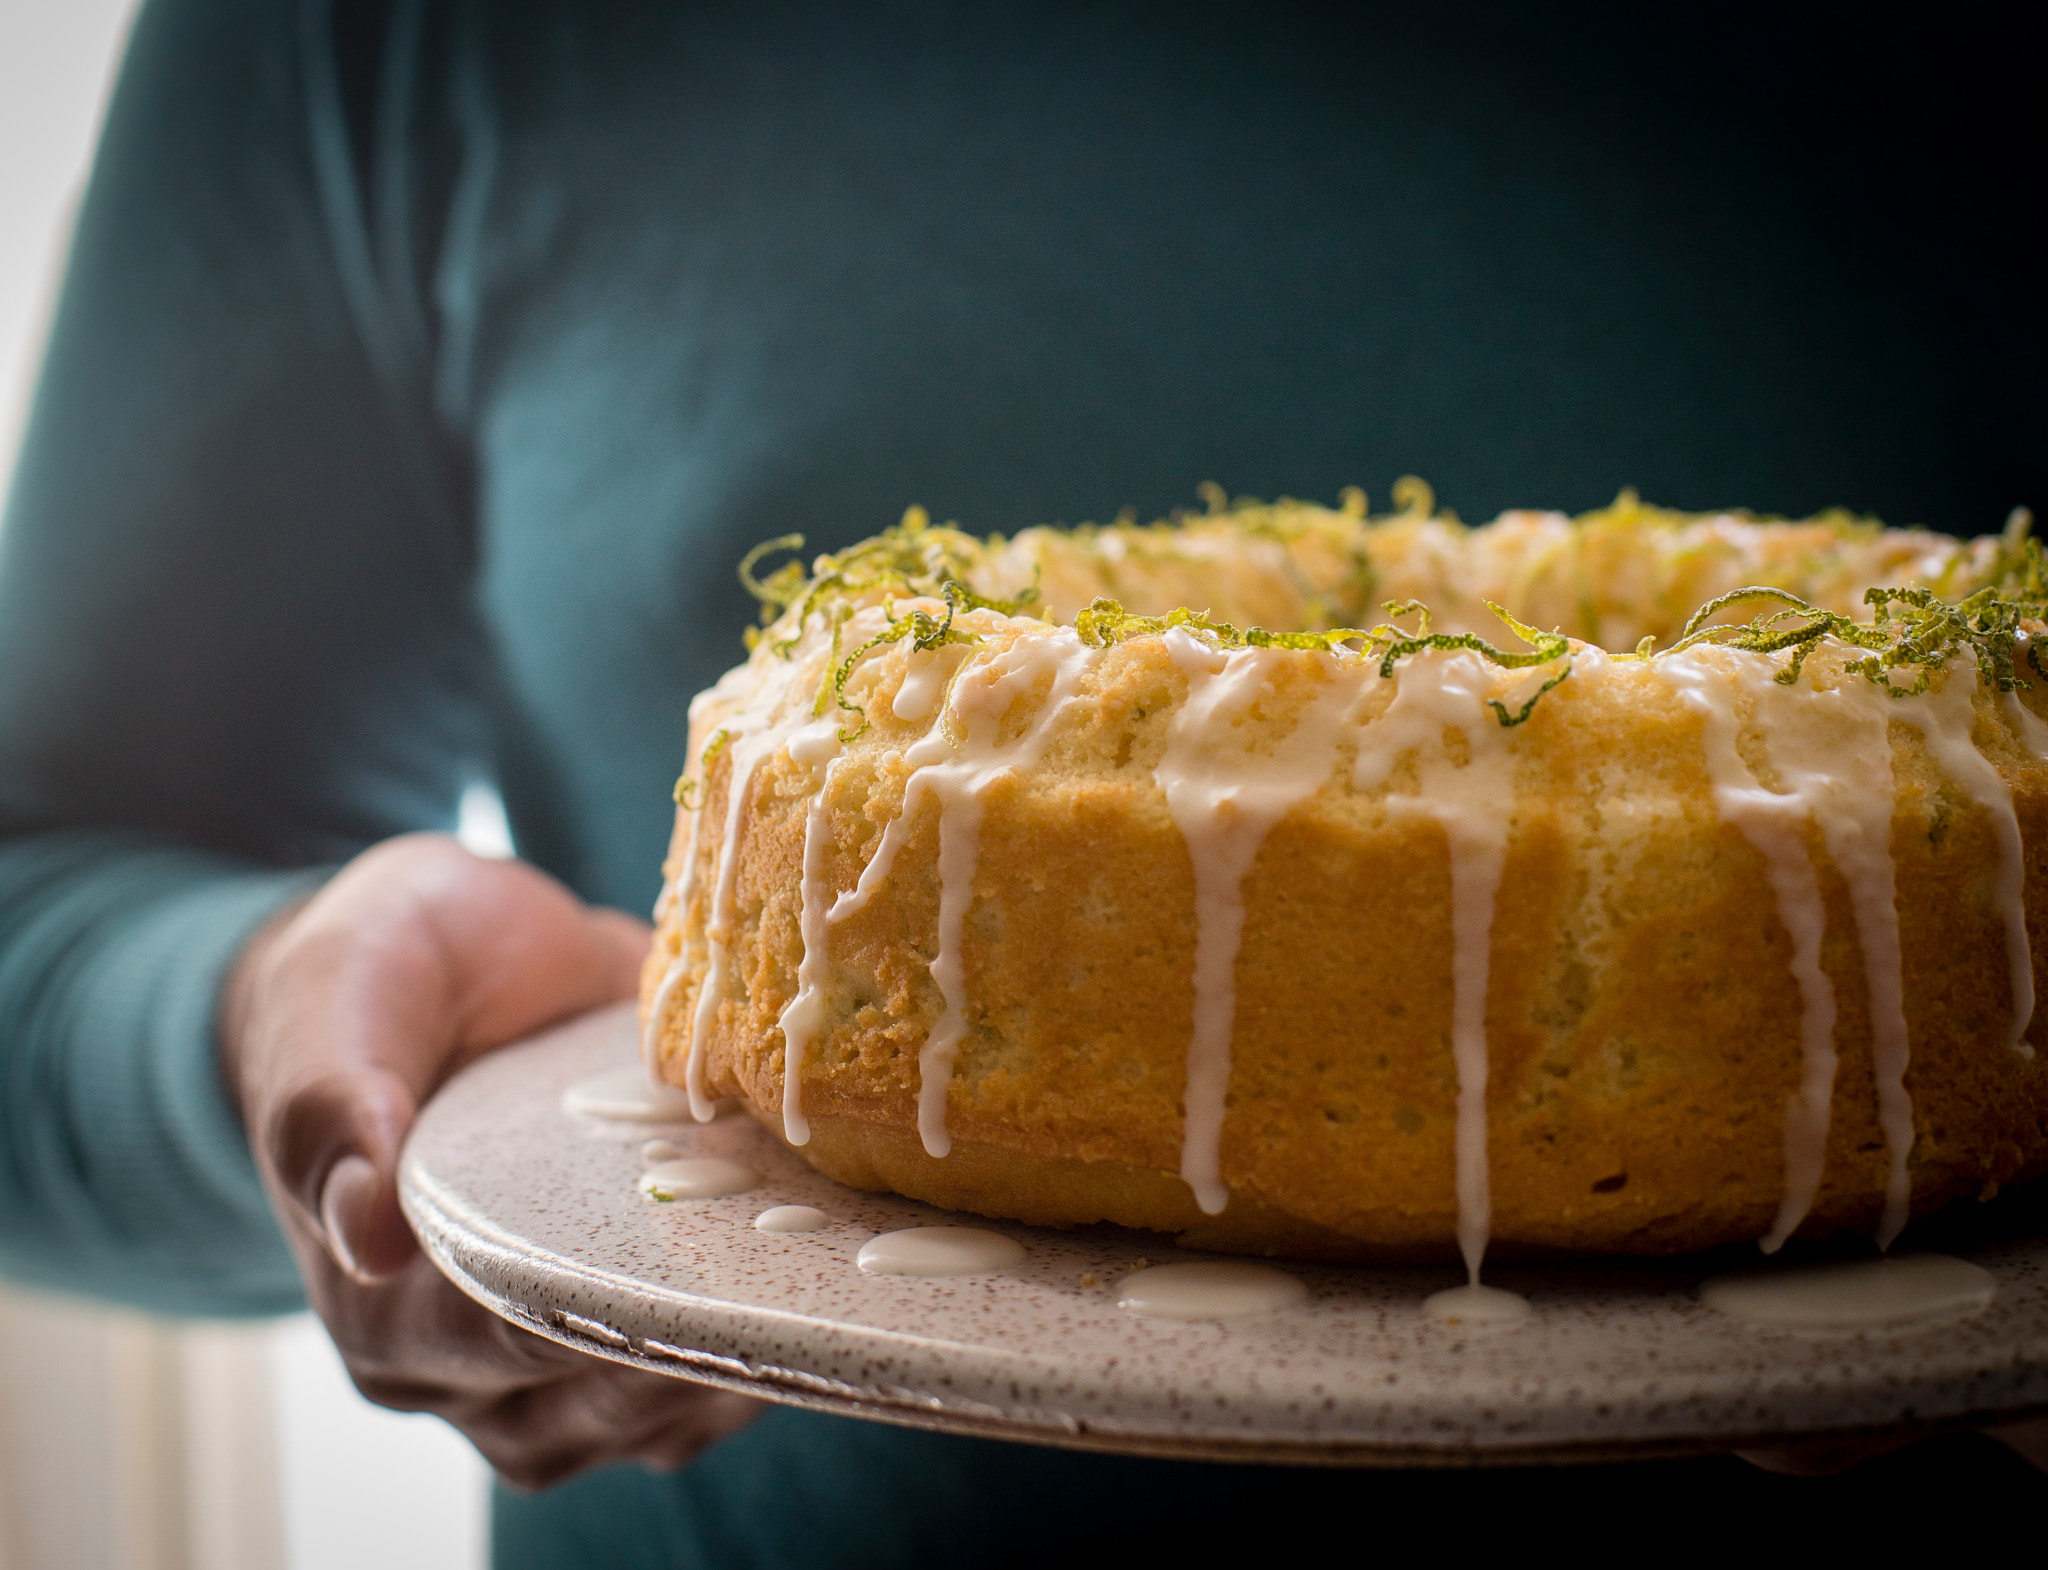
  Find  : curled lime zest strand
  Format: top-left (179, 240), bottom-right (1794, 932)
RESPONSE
top-left (738, 533), bottom-right (808, 608)
top-left (682, 729), bottom-right (732, 806)
top-left (737, 508), bottom-right (1044, 661)
top-left (1074, 594), bottom-right (1571, 728)
top-left (734, 506), bottom-right (1047, 733)
top-left (1372, 601), bottom-right (1572, 727)
top-left (826, 579), bottom-right (1040, 742)
top-left (1653, 536), bottom-right (2048, 697)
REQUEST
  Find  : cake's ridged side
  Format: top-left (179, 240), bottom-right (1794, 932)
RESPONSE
top-left (645, 626), bottom-right (2048, 1258)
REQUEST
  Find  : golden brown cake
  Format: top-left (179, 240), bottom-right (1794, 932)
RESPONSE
top-left (640, 487), bottom-right (2048, 1267)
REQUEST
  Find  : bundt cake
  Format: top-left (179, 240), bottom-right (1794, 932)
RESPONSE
top-left (639, 486), bottom-right (2048, 1271)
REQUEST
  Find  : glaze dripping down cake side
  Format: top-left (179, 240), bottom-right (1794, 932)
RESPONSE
top-left (640, 492), bottom-right (2048, 1267)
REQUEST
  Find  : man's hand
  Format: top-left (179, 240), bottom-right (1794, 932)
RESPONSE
top-left (223, 833), bottom-right (761, 1489)
top-left (1738, 1417), bottom-right (2048, 1477)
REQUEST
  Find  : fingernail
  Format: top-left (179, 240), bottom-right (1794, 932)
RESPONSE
top-left (319, 1153), bottom-right (380, 1281)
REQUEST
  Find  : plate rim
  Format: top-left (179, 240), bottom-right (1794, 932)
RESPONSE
top-left (399, 1005), bottom-right (2048, 1467)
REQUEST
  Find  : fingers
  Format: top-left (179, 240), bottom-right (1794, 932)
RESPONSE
top-left (628, 1391), bottom-right (765, 1475)
top-left (586, 905), bottom-right (655, 981)
top-left (328, 1257), bottom-right (587, 1409)
top-left (274, 1058), bottom-right (423, 1281)
top-left (314, 1253), bottom-right (761, 1492)
top-left (1741, 1419), bottom-right (2048, 1479)
top-left (455, 1366), bottom-right (764, 1492)
top-left (319, 1153), bottom-right (391, 1282)
top-left (1734, 1434), bottom-right (1916, 1475)
top-left (1985, 1418), bottom-right (2048, 1473)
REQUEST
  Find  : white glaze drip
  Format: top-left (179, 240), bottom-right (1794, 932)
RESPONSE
top-left (644, 755), bottom-right (714, 1078)
top-left (830, 632), bottom-right (1093, 1156)
top-left (561, 1067), bottom-right (694, 1123)
top-left (2010, 636), bottom-right (2048, 756)
top-left (891, 648), bottom-right (947, 720)
top-left (1660, 651), bottom-right (1838, 1253)
top-left (754, 1204), bottom-right (831, 1233)
top-left (1422, 1282), bottom-right (1531, 1326)
top-left (829, 721), bottom-right (955, 916)
top-left (1352, 650), bottom-right (1522, 1283)
top-left (651, 853), bottom-right (684, 926)
top-left (1895, 666), bottom-right (2034, 1057)
top-left (785, 719), bottom-right (841, 766)
top-left (650, 777), bottom-right (701, 930)
top-left (1442, 817), bottom-right (1506, 1284)
top-left (640, 1138), bottom-right (681, 1163)
top-left (775, 720), bottom-right (845, 1146)
top-left (645, 651), bottom-right (816, 1090)
top-left (1152, 632), bottom-right (1359, 1215)
top-left (640, 956), bottom-right (693, 1081)
top-left (1701, 1252), bottom-right (1995, 1330)
top-left (680, 662), bottom-right (815, 1122)
top-left (1115, 1261), bottom-right (1307, 1320)
top-left (2003, 686), bottom-right (2048, 761)
top-left (683, 731), bottom-right (777, 1120)
top-left (1740, 657), bottom-right (1915, 1248)
top-left (647, 662), bottom-right (757, 937)
top-left (639, 1157), bottom-right (760, 1201)
top-left (855, 1226), bottom-right (1025, 1276)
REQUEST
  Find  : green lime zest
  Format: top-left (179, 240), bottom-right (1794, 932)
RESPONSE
top-left (1372, 601), bottom-right (1573, 727)
top-left (1074, 594), bottom-right (1572, 727)
top-left (735, 509), bottom-right (1043, 735)
top-left (1653, 528), bottom-right (2048, 697)
top-left (736, 508), bottom-right (1041, 658)
top-left (708, 494), bottom-right (2041, 749)
top-left (823, 579), bottom-right (1042, 742)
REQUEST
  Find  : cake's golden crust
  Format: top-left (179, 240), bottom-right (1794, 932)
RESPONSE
top-left (781, 1111), bottom-right (1467, 1262)
top-left (641, 509), bottom-right (2048, 1259)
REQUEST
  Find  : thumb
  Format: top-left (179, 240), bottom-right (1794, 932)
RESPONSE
top-left (275, 1051), bottom-right (426, 1285)
top-left (320, 1152), bottom-right (415, 1283)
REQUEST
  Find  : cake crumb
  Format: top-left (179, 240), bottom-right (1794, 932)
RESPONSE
top-left (1080, 1272), bottom-right (1098, 1287)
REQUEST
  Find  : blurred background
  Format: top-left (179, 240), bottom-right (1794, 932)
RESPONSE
top-left (0, 5), bottom-right (492, 1566)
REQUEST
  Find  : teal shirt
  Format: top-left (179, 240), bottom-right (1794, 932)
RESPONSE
top-left (0, 0), bottom-right (2041, 1559)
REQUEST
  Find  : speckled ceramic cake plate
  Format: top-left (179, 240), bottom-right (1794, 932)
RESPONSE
top-left (399, 1005), bottom-right (2048, 1465)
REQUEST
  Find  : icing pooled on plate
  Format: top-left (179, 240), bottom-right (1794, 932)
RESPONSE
top-left (563, 1067), bottom-right (694, 1123)
top-left (639, 1158), bottom-right (759, 1201)
top-left (1115, 1261), bottom-right (1307, 1321)
top-left (755, 1205), bottom-right (831, 1233)
top-left (1422, 1282), bottom-right (1532, 1326)
top-left (1701, 1253), bottom-right (1996, 1330)
top-left (856, 1226), bottom-right (1025, 1276)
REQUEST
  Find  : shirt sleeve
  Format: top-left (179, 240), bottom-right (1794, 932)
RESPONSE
top-left (0, 0), bottom-right (483, 1316)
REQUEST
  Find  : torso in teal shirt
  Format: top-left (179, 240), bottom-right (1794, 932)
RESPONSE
top-left (2, 0), bottom-right (2043, 1562)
